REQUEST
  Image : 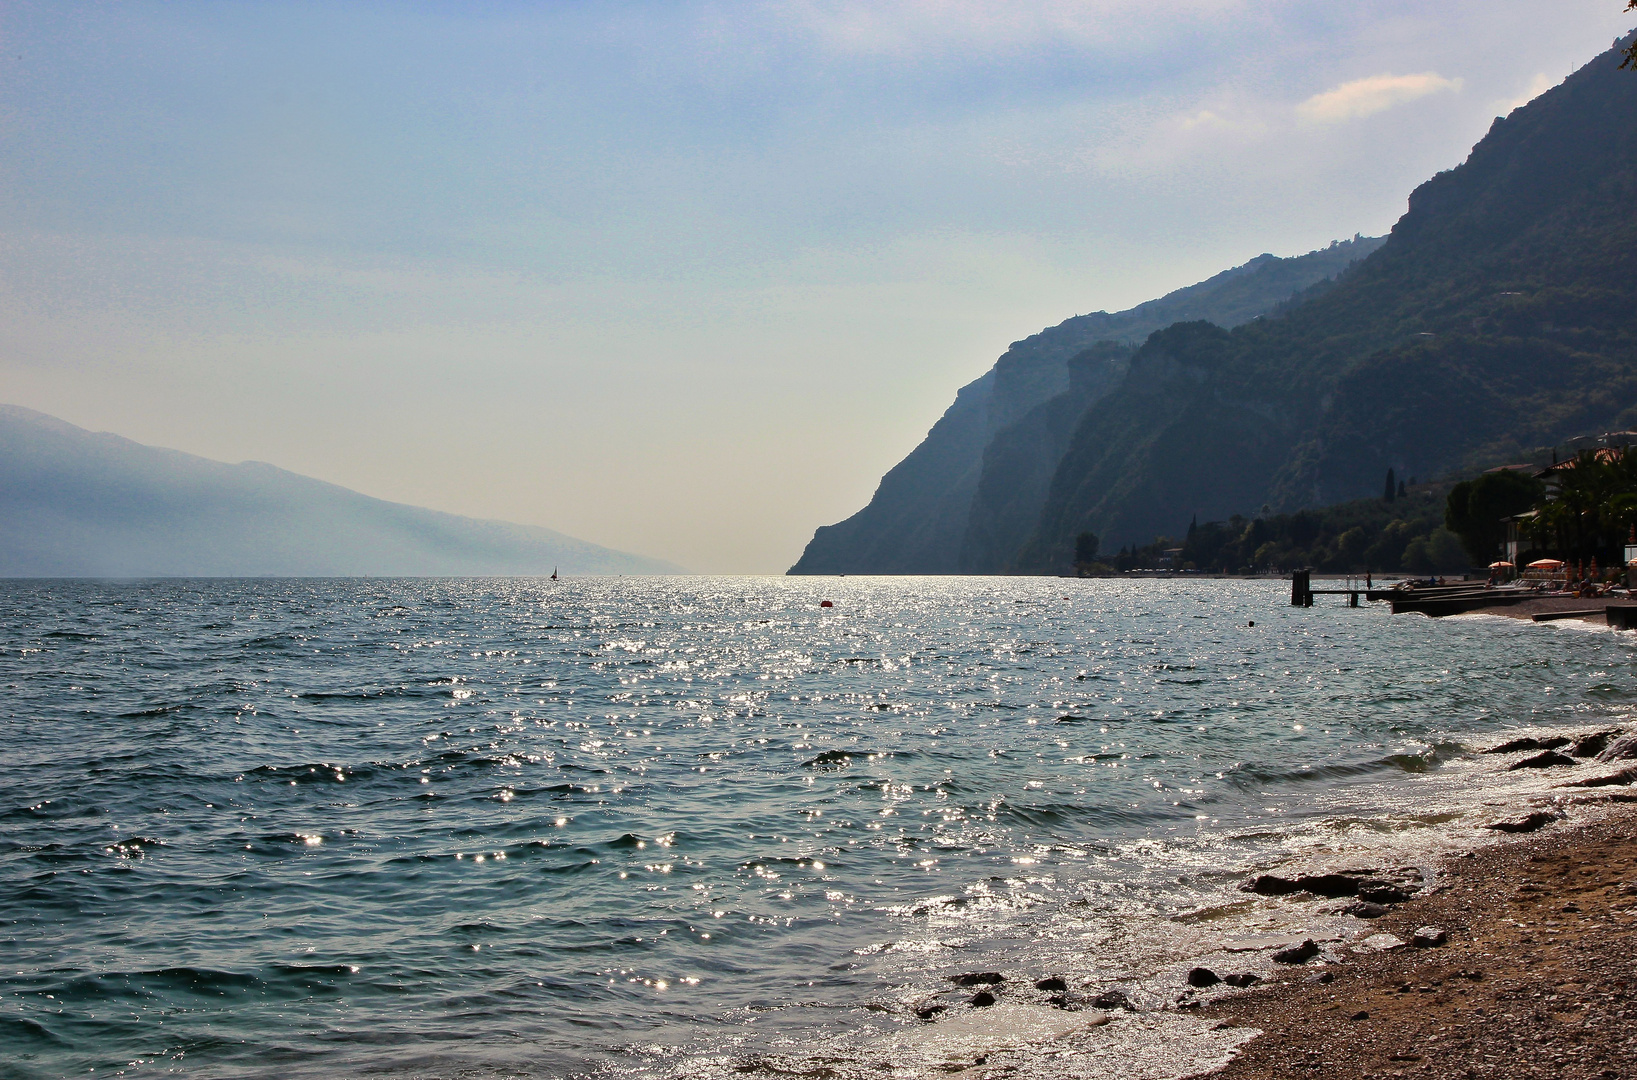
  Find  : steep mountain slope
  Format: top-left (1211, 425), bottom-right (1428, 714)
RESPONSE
top-left (956, 342), bottom-right (1133, 572)
top-left (1014, 36), bottom-right (1637, 571)
top-left (788, 236), bottom-right (1383, 574)
top-left (0, 406), bottom-right (681, 576)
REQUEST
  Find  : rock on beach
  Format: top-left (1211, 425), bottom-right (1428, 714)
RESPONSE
top-left (1271, 939), bottom-right (1321, 964)
top-left (1596, 733), bottom-right (1637, 763)
top-left (1507, 750), bottom-right (1576, 770)
top-left (1485, 810), bottom-right (1558, 833)
top-left (1203, 805), bottom-right (1637, 1080)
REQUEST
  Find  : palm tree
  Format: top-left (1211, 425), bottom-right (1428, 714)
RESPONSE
top-left (1537, 449), bottom-right (1612, 559)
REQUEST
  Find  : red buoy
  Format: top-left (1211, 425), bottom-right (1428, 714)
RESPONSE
top-left (819, 600), bottom-right (834, 608)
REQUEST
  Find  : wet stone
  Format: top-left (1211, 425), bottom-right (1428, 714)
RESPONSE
top-left (1091, 989), bottom-right (1135, 1011)
top-left (969, 991), bottom-right (996, 1007)
top-left (949, 972), bottom-right (1005, 986)
top-left (1224, 934), bottom-right (1315, 953)
top-left (1595, 733), bottom-right (1637, 763)
top-left (1187, 967), bottom-right (1221, 988)
top-left (1486, 810), bottom-right (1558, 833)
top-left (1242, 872), bottom-right (1369, 898)
top-left (1272, 939), bottom-right (1321, 964)
top-left (1483, 735), bottom-right (1572, 754)
top-left (1241, 874), bottom-right (1303, 896)
top-left (1570, 730), bottom-right (1620, 757)
top-left (1357, 879), bottom-right (1416, 904)
top-left (1509, 751), bottom-right (1577, 771)
top-left (1033, 976), bottom-right (1068, 992)
top-left (1343, 901), bottom-right (1391, 919)
top-left (1562, 767), bottom-right (1637, 788)
top-left (1222, 973), bottom-right (1262, 988)
top-left (914, 989), bottom-right (966, 1019)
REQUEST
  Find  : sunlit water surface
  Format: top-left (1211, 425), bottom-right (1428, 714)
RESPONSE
top-left (3, 577), bottom-right (1633, 1079)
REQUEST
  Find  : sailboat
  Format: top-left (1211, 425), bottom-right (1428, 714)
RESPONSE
top-left (550, 566), bottom-right (558, 581)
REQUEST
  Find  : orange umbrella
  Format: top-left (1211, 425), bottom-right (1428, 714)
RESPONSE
top-left (1527, 559), bottom-right (1565, 569)
top-left (1489, 561), bottom-right (1514, 568)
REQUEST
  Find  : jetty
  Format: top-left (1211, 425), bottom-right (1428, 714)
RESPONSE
top-left (1289, 569), bottom-right (1538, 617)
top-left (1290, 569), bottom-right (1637, 624)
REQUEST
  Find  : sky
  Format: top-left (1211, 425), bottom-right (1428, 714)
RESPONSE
top-left (0, 2), bottom-right (1632, 573)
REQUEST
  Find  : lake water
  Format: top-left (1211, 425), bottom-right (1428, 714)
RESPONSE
top-left (3, 577), bottom-right (1631, 1079)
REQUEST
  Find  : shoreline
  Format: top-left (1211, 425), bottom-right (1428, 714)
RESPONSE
top-left (1198, 800), bottom-right (1637, 1079)
top-left (845, 716), bottom-right (1637, 1080)
top-left (1457, 593), bottom-right (1627, 624)
top-left (716, 719), bottom-right (1637, 1080)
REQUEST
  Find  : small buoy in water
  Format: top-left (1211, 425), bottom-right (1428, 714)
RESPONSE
top-left (1248, 620), bottom-right (1255, 627)
top-left (820, 600), bottom-right (834, 608)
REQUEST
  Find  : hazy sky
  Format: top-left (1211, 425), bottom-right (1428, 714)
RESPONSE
top-left (0, 2), bottom-right (1631, 572)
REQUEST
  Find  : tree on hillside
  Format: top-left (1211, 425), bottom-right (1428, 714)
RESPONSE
top-left (1403, 528), bottom-right (1469, 574)
top-left (1626, 3), bottom-right (1637, 70)
top-left (1074, 531), bottom-right (1100, 566)
top-left (1445, 470), bottom-right (1544, 564)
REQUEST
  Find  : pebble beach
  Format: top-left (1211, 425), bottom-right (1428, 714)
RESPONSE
top-left (1203, 801), bottom-right (1637, 1079)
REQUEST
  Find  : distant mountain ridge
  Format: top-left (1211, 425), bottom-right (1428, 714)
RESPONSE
top-left (0, 405), bottom-right (681, 577)
top-left (788, 236), bottom-right (1384, 574)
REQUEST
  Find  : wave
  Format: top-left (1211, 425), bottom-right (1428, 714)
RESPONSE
top-left (1227, 741), bottom-right (1471, 788)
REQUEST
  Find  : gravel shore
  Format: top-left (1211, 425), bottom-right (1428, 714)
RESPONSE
top-left (1200, 802), bottom-right (1637, 1079)
top-left (1460, 594), bottom-right (1624, 624)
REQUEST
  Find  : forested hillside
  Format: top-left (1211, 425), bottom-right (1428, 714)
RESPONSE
top-left (1014, 36), bottom-right (1637, 571)
top-left (793, 33), bottom-right (1637, 577)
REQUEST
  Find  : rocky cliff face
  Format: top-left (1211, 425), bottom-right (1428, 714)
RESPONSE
top-left (796, 34), bottom-right (1637, 577)
top-left (788, 238), bottom-right (1384, 574)
top-left (1012, 35), bottom-right (1637, 572)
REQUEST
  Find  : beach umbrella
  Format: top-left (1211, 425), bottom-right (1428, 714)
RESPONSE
top-left (1527, 559), bottom-right (1565, 569)
top-left (1489, 561), bottom-right (1514, 568)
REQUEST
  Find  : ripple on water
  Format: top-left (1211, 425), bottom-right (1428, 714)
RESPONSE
top-left (2, 576), bottom-right (1634, 1078)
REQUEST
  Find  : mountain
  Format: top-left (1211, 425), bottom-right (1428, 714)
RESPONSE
top-left (788, 236), bottom-right (1383, 574)
top-left (0, 405), bottom-right (682, 577)
top-left (794, 32), bottom-right (1637, 577)
top-left (1012, 34), bottom-right (1637, 571)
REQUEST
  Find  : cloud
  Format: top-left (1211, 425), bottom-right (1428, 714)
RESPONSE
top-left (1500, 72), bottom-right (1556, 113)
top-left (765, 0), bottom-right (1242, 57)
top-left (1297, 72), bottom-right (1462, 124)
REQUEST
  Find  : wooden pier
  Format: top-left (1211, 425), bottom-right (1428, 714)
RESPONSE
top-left (1288, 569), bottom-right (1390, 608)
top-left (1289, 570), bottom-right (1537, 616)
top-left (1290, 570), bottom-right (1637, 621)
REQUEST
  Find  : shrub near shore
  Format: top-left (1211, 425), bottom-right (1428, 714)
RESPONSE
top-left (1080, 483), bottom-right (1465, 575)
